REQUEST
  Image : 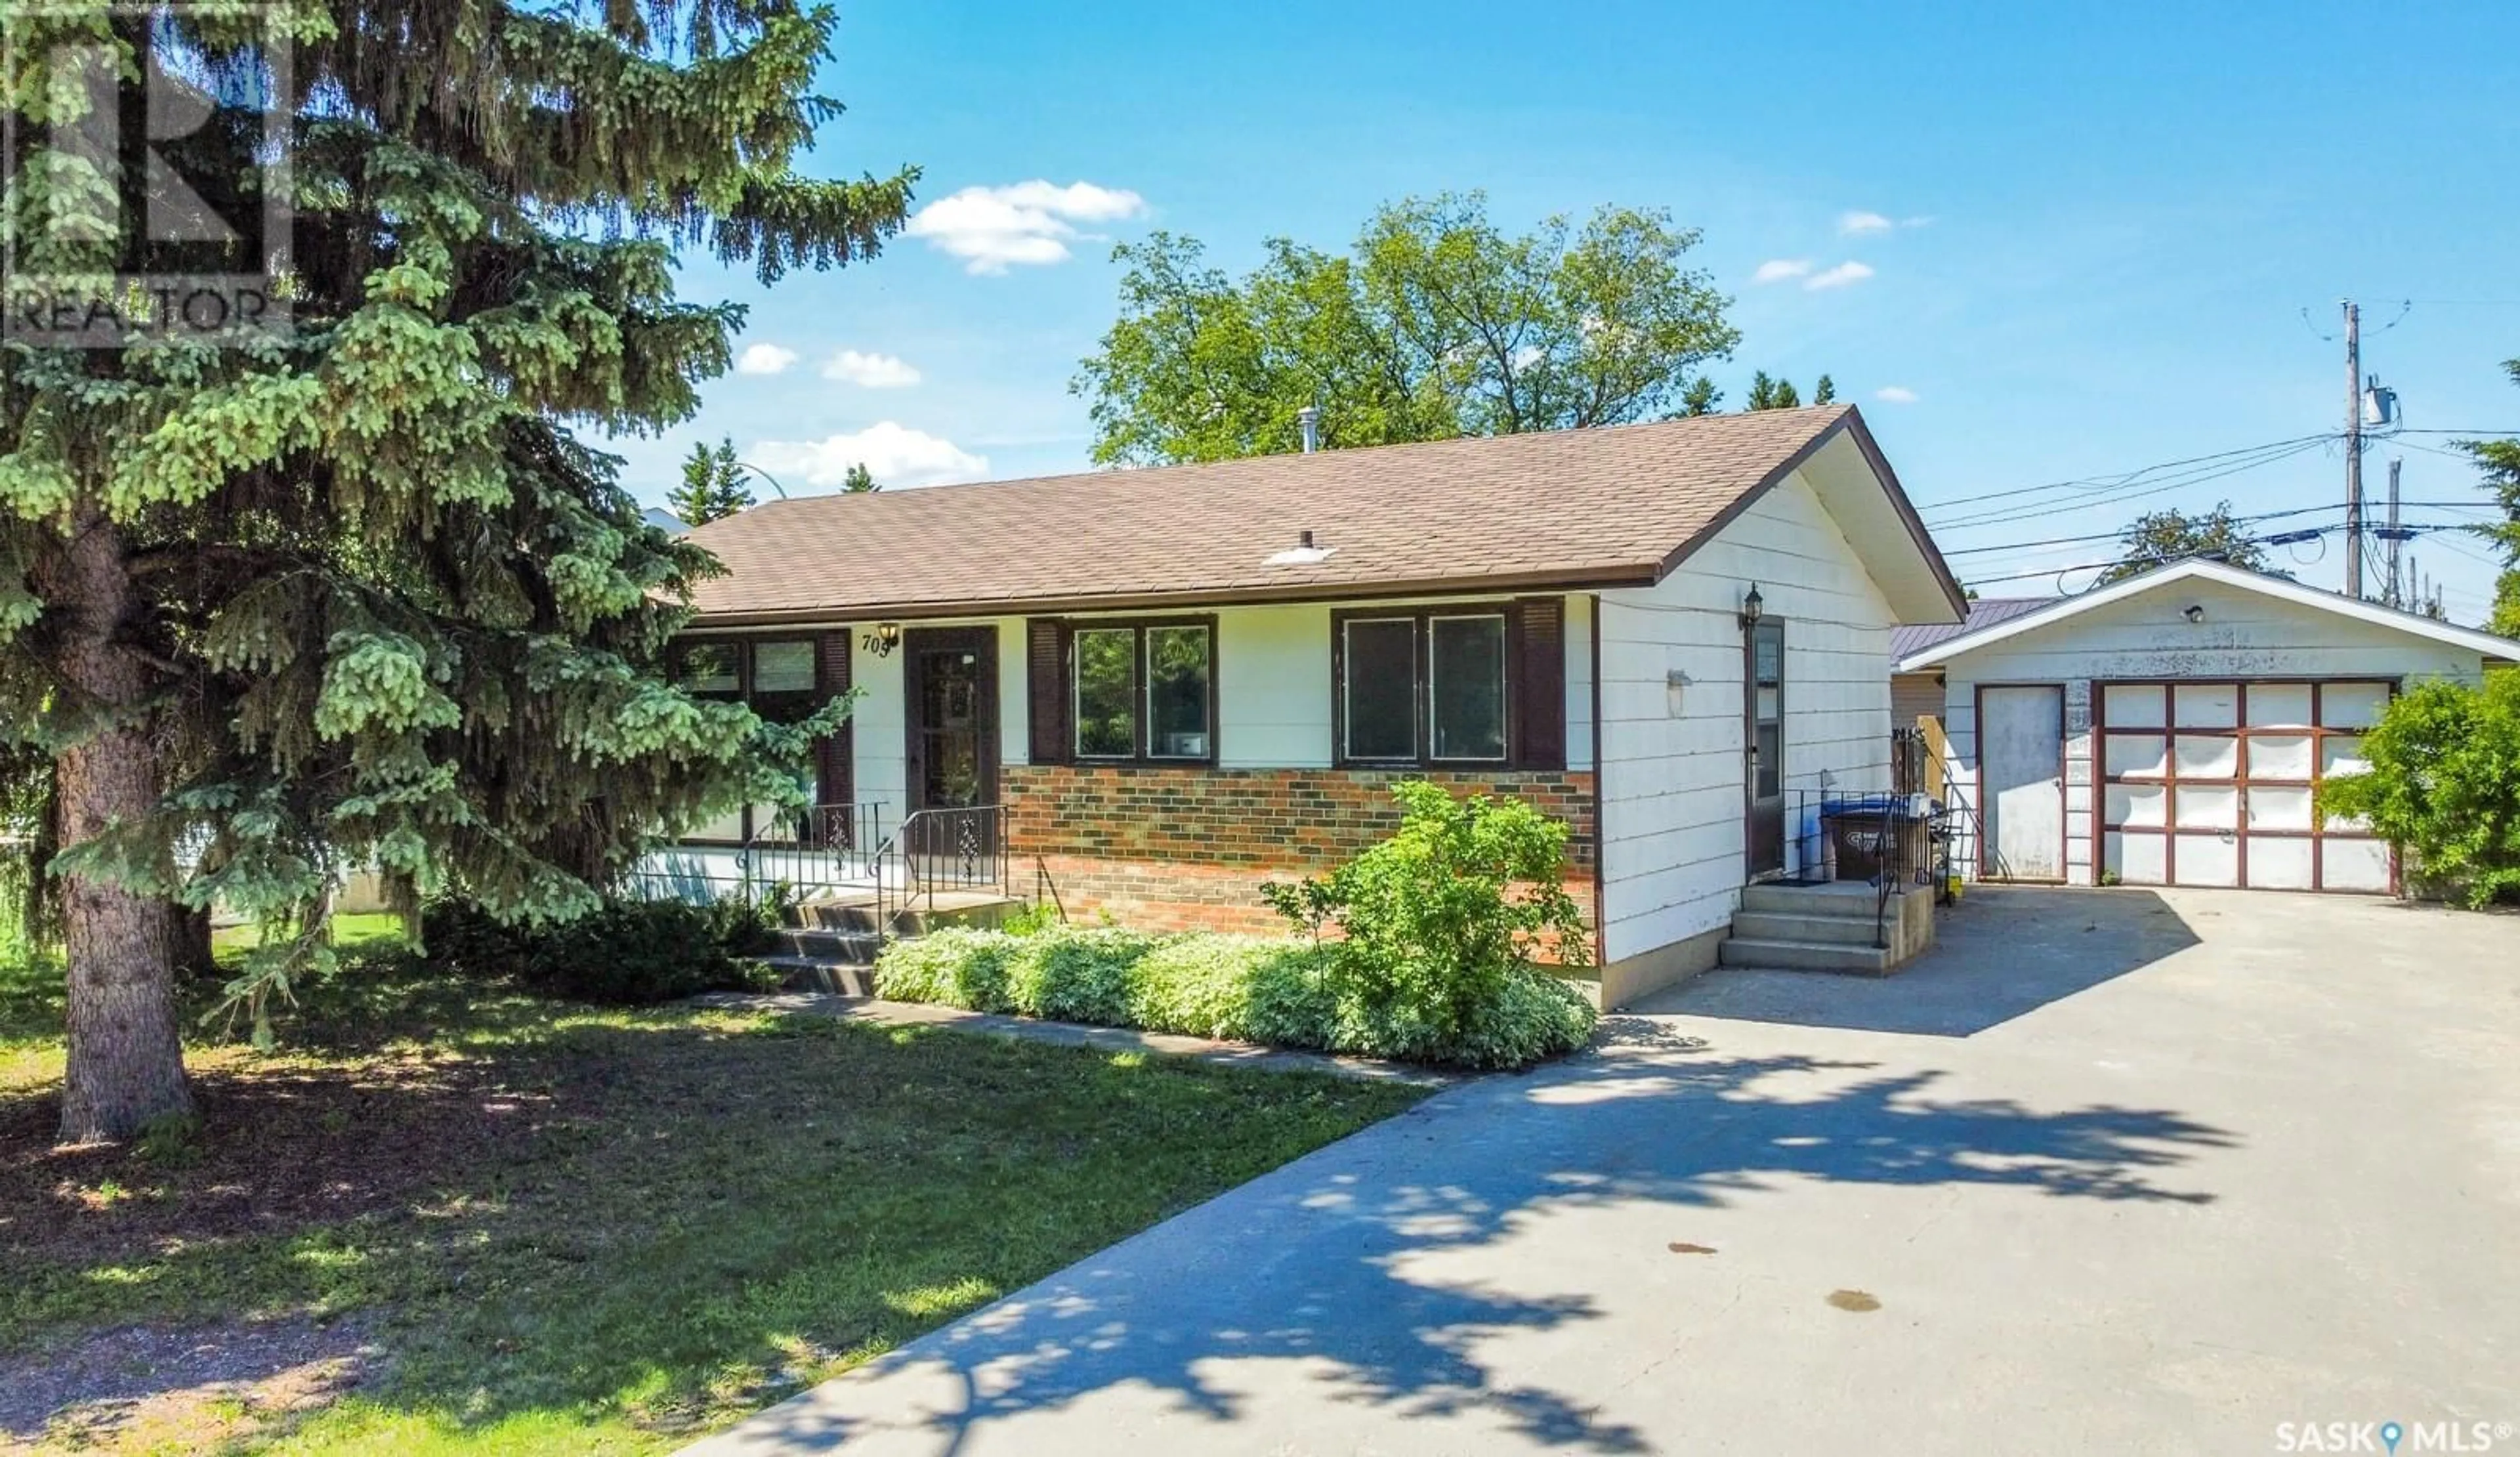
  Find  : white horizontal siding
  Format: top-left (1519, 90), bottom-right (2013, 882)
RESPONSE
top-left (1938, 576), bottom-right (2488, 885)
top-left (1217, 605), bottom-right (1335, 769)
top-left (829, 599), bottom-right (1595, 799)
top-left (1595, 471), bottom-right (1899, 963)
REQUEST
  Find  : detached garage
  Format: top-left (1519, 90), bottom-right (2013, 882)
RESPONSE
top-left (1898, 559), bottom-right (2520, 893)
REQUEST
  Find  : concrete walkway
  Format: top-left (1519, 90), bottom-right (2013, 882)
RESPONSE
top-left (692, 992), bottom-right (1456, 1086)
top-left (686, 888), bottom-right (2520, 1456)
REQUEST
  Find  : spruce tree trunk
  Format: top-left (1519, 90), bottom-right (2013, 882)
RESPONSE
top-left (42, 515), bottom-right (190, 1145)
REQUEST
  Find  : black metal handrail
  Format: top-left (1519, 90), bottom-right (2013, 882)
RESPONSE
top-left (1775, 787), bottom-right (1836, 888)
top-left (1033, 857), bottom-right (1068, 924)
top-left (623, 803), bottom-right (885, 906)
top-left (873, 805), bottom-right (1011, 935)
top-left (1776, 780), bottom-right (1930, 952)
top-left (740, 803), bottom-right (887, 902)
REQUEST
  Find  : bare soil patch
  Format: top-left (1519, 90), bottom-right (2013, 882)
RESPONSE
top-left (0, 1316), bottom-right (382, 1452)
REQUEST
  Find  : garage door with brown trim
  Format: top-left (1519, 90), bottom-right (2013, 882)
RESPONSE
top-left (2095, 680), bottom-right (2393, 893)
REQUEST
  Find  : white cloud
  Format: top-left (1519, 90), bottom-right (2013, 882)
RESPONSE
top-left (1841, 210), bottom-right (1933, 234)
top-left (1804, 261), bottom-right (1876, 291)
top-left (822, 350), bottom-right (922, 389)
top-left (747, 423), bottom-right (989, 491)
top-left (736, 343), bottom-right (799, 375)
top-left (1753, 258), bottom-right (1813, 284)
top-left (906, 180), bottom-right (1148, 274)
top-left (1874, 386), bottom-right (1920, 404)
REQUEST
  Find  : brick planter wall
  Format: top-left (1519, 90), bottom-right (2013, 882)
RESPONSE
top-left (1003, 766), bottom-right (1597, 935)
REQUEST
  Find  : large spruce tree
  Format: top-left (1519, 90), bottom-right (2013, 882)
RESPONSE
top-left (0, 0), bottom-right (912, 1141)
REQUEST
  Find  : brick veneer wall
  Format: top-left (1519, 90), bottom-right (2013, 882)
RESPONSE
top-left (1003, 766), bottom-right (1597, 935)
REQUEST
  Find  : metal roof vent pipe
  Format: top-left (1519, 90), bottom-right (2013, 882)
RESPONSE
top-left (1297, 406), bottom-right (1320, 454)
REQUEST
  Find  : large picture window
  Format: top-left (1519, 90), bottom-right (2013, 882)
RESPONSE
top-left (1066, 618), bottom-right (1215, 763)
top-left (1335, 606), bottom-right (1526, 768)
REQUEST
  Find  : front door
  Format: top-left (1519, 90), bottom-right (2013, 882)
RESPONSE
top-left (1979, 684), bottom-right (2065, 881)
top-left (1745, 619), bottom-right (1786, 877)
top-left (902, 628), bottom-right (999, 856)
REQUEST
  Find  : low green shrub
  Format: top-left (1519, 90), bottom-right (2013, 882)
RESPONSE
top-left (2319, 673), bottom-right (2520, 908)
top-left (875, 926), bottom-right (1024, 1011)
top-left (875, 923), bottom-right (1589, 1070)
top-left (1264, 780), bottom-right (1596, 1063)
top-left (1010, 925), bottom-right (1144, 1025)
top-left (879, 784), bottom-right (1600, 1068)
top-left (423, 894), bottom-right (784, 1005)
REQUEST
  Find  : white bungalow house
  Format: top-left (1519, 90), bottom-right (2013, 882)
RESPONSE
top-left (1897, 558), bottom-right (2520, 894)
top-left (650, 406), bottom-right (1965, 1004)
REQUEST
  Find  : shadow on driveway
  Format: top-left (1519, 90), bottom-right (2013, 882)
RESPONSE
top-left (1633, 887), bottom-right (2202, 1038)
top-left (688, 1027), bottom-right (2236, 1456)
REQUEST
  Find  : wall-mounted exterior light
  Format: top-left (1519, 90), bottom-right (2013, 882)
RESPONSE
top-left (1666, 667), bottom-right (1692, 718)
top-left (863, 622), bottom-right (903, 657)
top-left (1738, 583), bottom-right (1765, 631)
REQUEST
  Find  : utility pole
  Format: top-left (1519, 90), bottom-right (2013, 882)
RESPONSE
top-left (2342, 299), bottom-right (2364, 599)
top-left (2384, 457), bottom-right (2403, 608)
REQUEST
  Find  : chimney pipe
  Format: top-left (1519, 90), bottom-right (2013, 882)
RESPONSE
top-left (1297, 406), bottom-right (1320, 454)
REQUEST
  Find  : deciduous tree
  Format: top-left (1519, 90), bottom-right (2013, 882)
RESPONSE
top-left (0, 0), bottom-right (911, 1142)
top-left (2458, 360), bottom-right (2520, 638)
top-left (1074, 192), bottom-right (1738, 464)
top-left (2099, 503), bottom-right (2269, 585)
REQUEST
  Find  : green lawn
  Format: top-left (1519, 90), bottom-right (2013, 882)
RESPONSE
top-left (0, 952), bottom-right (1426, 1452)
top-left (210, 912), bottom-right (411, 956)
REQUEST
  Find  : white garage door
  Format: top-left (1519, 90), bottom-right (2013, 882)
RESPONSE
top-left (2097, 680), bottom-right (2394, 893)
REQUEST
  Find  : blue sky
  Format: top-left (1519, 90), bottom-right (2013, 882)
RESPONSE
top-left (623, 0), bottom-right (2520, 623)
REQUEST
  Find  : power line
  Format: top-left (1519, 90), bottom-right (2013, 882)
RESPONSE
top-left (2388, 438), bottom-right (2494, 464)
top-left (1955, 519), bottom-right (2499, 590)
top-left (1939, 499), bottom-right (2507, 562)
top-left (1926, 437), bottom-right (2336, 532)
top-left (1941, 499), bottom-right (2350, 557)
top-left (1911, 434), bottom-right (2334, 519)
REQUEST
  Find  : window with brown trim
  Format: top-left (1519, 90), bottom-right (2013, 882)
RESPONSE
top-left (1043, 616), bottom-right (1217, 765)
top-left (672, 635), bottom-right (849, 841)
top-left (1333, 600), bottom-right (1563, 770)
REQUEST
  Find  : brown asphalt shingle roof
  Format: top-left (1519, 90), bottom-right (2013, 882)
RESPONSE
top-left (683, 405), bottom-right (1889, 625)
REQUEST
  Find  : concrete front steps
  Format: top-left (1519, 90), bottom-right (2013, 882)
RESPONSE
top-left (748, 889), bottom-right (1027, 996)
top-left (1717, 880), bottom-right (1934, 977)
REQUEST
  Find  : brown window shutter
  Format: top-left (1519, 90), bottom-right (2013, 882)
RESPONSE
top-left (1027, 618), bottom-right (1070, 765)
top-left (1510, 596), bottom-right (1566, 770)
top-left (814, 631), bottom-right (854, 823)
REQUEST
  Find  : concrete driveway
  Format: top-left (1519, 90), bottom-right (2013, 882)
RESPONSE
top-left (688, 887), bottom-right (2520, 1456)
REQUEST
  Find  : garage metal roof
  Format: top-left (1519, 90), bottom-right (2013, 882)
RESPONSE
top-left (1895, 559), bottom-right (2520, 671)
